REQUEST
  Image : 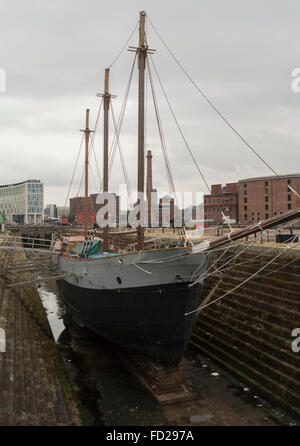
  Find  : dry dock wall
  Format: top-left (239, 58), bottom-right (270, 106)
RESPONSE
top-left (191, 245), bottom-right (300, 419)
top-left (0, 248), bottom-right (81, 426)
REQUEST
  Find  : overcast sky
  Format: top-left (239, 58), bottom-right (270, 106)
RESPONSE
top-left (0, 0), bottom-right (300, 206)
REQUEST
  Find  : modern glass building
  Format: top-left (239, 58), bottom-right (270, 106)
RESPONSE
top-left (0, 179), bottom-right (44, 224)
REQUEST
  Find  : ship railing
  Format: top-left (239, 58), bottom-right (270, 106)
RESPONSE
top-left (0, 235), bottom-right (55, 252)
top-left (123, 236), bottom-right (180, 252)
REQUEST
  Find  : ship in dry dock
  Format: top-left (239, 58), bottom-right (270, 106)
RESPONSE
top-left (52, 11), bottom-right (300, 366)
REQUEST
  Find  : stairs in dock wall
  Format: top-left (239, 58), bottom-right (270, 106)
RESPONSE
top-left (190, 246), bottom-right (300, 419)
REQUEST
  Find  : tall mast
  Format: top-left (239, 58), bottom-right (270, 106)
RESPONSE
top-left (80, 109), bottom-right (93, 239)
top-left (146, 150), bottom-right (153, 226)
top-left (103, 68), bottom-right (110, 252)
top-left (137, 10), bottom-right (147, 251)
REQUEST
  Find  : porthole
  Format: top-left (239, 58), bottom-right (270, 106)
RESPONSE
top-left (175, 274), bottom-right (184, 283)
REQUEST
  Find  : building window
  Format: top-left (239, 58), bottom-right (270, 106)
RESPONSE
top-left (265, 196), bottom-right (268, 202)
top-left (265, 189), bottom-right (268, 194)
top-left (244, 189), bottom-right (247, 195)
top-left (244, 197), bottom-right (247, 203)
top-left (265, 205), bottom-right (268, 211)
top-left (288, 203), bottom-right (292, 210)
top-left (265, 181), bottom-right (268, 186)
top-left (244, 183), bottom-right (247, 188)
top-left (265, 213), bottom-right (269, 219)
top-left (244, 214), bottom-right (247, 220)
top-left (244, 205), bottom-right (247, 211)
top-left (288, 179), bottom-right (291, 185)
top-left (288, 195), bottom-right (291, 201)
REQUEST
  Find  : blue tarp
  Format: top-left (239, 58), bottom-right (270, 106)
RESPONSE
top-left (71, 240), bottom-right (102, 256)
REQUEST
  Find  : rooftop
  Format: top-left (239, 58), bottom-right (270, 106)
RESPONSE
top-left (0, 179), bottom-right (41, 189)
top-left (239, 174), bottom-right (300, 182)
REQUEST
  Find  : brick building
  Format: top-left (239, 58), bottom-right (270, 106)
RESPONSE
top-left (70, 194), bottom-right (120, 225)
top-left (204, 183), bottom-right (239, 224)
top-left (69, 197), bottom-right (85, 216)
top-left (204, 174), bottom-right (300, 225)
top-left (238, 174), bottom-right (300, 224)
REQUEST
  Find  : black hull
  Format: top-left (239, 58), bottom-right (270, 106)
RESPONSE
top-left (57, 280), bottom-right (201, 366)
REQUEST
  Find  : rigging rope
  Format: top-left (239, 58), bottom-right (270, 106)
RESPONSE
top-left (185, 232), bottom-right (300, 316)
top-left (147, 16), bottom-right (277, 176)
top-left (191, 231), bottom-right (265, 286)
top-left (111, 102), bottom-right (133, 202)
top-left (212, 219), bottom-right (300, 280)
top-left (108, 21), bottom-right (139, 69)
top-left (90, 98), bottom-right (103, 186)
top-left (107, 54), bottom-right (137, 187)
top-left (63, 133), bottom-right (84, 214)
top-left (146, 57), bottom-right (176, 197)
top-left (66, 100), bottom-right (103, 206)
top-left (76, 162), bottom-right (85, 197)
top-left (149, 55), bottom-right (211, 194)
top-left (147, 15), bottom-right (300, 200)
top-left (149, 54), bottom-right (234, 232)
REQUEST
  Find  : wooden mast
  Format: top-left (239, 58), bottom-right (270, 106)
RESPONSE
top-left (137, 10), bottom-right (147, 251)
top-left (103, 68), bottom-right (110, 252)
top-left (81, 109), bottom-right (93, 239)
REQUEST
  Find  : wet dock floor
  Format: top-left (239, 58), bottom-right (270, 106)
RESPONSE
top-left (38, 282), bottom-right (298, 427)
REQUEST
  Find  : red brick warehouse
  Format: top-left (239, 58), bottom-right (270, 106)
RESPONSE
top-left (204, 174), bottom-right (300, 225)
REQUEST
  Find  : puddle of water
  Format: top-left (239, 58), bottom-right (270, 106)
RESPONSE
top-left (38, 285), bottom-right (66, 342)
top-left (36, 285), bottom-right (300, 427)
top-left (190, 413), bottom-right (213, 423)
top-left (0, 328), bottom-right (6, 352)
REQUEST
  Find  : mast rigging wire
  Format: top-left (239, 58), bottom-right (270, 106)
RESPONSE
top-left (147, 16), bottom-right (277, 177)
top-left (146, 57), bottom-right (176, 197)
top-left (63, 133), bottom-right (84, 214)
top-left (111, 102), bottom-right (133, 204)
top-left (108, 21), bottom-right (139, 69)
top-left (149, 54), bottom-right (211, 195)
top-left (106, 54), bottom-right (137, 187)
top-left (149, 54), bottom-right (233, 231)
top-left (89, 98), bottom-right (104, 186)
top-left (185, 232), bottom-right (300, 316)
top-left (147, 15), bottom-right (300, 200)
top-left (65, 99), bottom-right (103, 205)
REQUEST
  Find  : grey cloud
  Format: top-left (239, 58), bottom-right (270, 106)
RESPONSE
top-left (0, 0), bottom-right (299, 206)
